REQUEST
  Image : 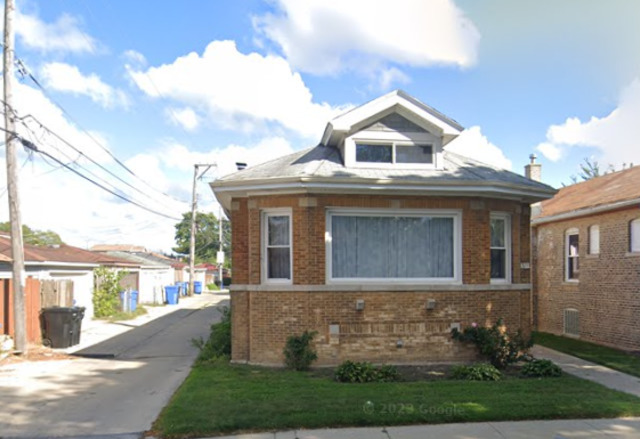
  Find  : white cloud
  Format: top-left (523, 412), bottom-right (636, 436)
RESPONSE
top-left (378, 67), bottom-right (411, 91)
top-left (123, 50), bottom-right (147, 69)
top-left (40, 62), bottom-right (129, 109)
top-left (445, 126), bottom-right (512, 170)
top-left (535, 79), bottom-right (640, 167)
top-left (128, 40), bottom-right (348, 139)
top-left (15, 11), bottom-right (96, 54)
top-left (253, 0), bottom-right (480, 76)
top-left (166, 107), bottom-right (200, 131)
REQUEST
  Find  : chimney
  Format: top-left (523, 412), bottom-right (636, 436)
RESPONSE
top-left (525, 154), bottom-right (541, 182)
top-left (235, 162), bottom-right (247, 171)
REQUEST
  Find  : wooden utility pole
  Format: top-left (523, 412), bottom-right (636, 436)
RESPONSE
top-left (189, 163), bottom-right (215, 297)
top-left (3, 0), bottom-right (27, 353)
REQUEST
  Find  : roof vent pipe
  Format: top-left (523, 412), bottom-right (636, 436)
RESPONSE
top-left (235, 162), bottom-right (247, 171)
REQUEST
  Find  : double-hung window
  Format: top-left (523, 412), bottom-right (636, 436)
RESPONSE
top-left (630, 219), bottom-right (640, 253)
top-left (490, 213), bottom-right (511, 283)
top-left (588, 225), bottom-right (600, 255)
top-left (326, 209), bottom-right (461, 283)
top-left (565, 228), bottom-right (579, 282)
top-left (262, 210), bottom-right (292, 283)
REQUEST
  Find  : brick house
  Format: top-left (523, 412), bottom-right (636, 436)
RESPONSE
top-left (532, 166), bottom-right (640, 351)
top-left (212, 90), bottom-right (556, 366)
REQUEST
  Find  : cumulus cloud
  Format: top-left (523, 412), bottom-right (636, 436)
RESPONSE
top-left (122, 50), bottom-right (147, 69)
top-left (40, 62), bottom-right (130, 109)
top-left (253, 0), bottom-right (480, 76)
top-left (128, 40), bottom-right (348, 138)
top-left (15, 11), bottom-right (97, 54)
top-left (445, 126), bottom-right (512, 170)
top-left (536, 79), bottom-right (640, 167)
top-left (166, 107), bottom-right (200, 131)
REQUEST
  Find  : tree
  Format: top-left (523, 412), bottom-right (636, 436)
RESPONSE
top-left (173, 211), bottom-right (231, 264)
top-left (0, 222), bottom-right (64, 246)
top-left (565, 158), bottom-right (633, 186)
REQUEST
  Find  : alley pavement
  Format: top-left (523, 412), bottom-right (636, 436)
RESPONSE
top-left (0, 291), bottom-right (229, 438)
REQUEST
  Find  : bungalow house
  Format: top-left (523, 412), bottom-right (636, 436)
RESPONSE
top-left (531, 165), bottom-right (640, 351)
top-left (211, 90), bottom-right (556, 366)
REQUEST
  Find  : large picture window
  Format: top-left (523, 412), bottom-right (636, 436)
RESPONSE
top-left (490, 213), bottom-right (511, 282)
top-left (355, 143), bottom-right (433, 165)
top-left (262, 210), bottom-right (292, 283)
top-left (327, 209), bottom-right (461, 282)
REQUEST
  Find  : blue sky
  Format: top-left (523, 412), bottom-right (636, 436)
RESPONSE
top-left (1, 0), bottom-right (639, 252)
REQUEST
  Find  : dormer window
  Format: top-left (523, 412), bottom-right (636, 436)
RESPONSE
top-left (355, 142), bottom-right (433, 165)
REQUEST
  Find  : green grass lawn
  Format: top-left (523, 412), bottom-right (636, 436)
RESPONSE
top-left (534, 332), bottom-right (640, 378)
top-left (154, 359), bottom-right (640, 438)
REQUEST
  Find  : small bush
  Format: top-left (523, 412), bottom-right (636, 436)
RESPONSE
top-left (93, 267), bottom-right (126, 318)
top-left (521, 359), bottom-right (563, 378)
top-left (335, 360), bottom-right (401, 383)
top-left (283, 330), bottom-right (318, 371)
top-left (207, 283), bottom-right (219, 291)
top-left (451, 318), bottom-right (532, 369)
top-left (451, 363), bottom-right (502, 381)
top-left (193, 307), bottom-right (231, 363)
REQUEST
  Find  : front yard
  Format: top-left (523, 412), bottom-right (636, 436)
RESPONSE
top-left (153, 358), bottom-right (640, 438)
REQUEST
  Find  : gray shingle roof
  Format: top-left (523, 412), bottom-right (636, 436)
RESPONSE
top-left (215, 144), bottom-right (554, 194)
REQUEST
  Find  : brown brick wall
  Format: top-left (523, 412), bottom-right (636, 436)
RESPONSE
top-left (231, 289), bottom-right (530, 366)
top-left (230, 193), bottom-right (533, 365)
top-left (533, 207), bottom-right (640, 350)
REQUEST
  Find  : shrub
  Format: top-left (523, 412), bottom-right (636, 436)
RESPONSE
top-left (334, 360), bottom-right (401, 383)
top-left (283, 330), bottom-right (318, 371)
top-left (193, 307), bottom-right (231, 363)
top-left (207, 283), bottom-right (219, 291)
top-left (451, 318), bottom-right (532, 369)
top-left (520, 359), bottom-right (563, 378)
top-left (93, 267), bottom-right (126, 318)
top-left (451, 363), bottom-right (502, 381)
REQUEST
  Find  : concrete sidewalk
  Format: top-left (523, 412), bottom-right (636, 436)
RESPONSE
top-left (203, 418), bottom-right (640, 439)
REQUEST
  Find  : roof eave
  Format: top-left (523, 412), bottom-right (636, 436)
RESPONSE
top-left (532, 196), bottom-right (640, 225)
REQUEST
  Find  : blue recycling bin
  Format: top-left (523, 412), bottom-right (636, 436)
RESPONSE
top-left (194, 281), bottom-right (202, 294)
top-left (119, 290), bottom-right (138, 312)
top-left (165, 285), bottom-right (179, 305)
top-left (182, 281), bottom-right (189, 295)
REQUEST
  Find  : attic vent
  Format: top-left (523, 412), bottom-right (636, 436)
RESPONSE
top-left (563, 308), bottom-right (579, 337)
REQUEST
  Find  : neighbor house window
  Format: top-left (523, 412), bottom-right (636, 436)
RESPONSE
top-left (262, 210), bottom-right (292, 283)
top-left (326, 209), bottom-right (461, 282)
top-left (490, 213), bottom-right (511, 282)
top-left (565, 229), bottom-right (579, 281)
top-left (631, 219), bottom-right (640, 253)
top-left (355, 143), bottom-right (433, 165)
top-left (588, 225), bottom-right (599, 255)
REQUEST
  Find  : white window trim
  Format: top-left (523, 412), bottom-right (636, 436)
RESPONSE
top-left (344, 130), bottom-right (442, 170)
top-left (630, 218), bottom-right (640, 253)
top-left (261, 208), bottom-right (293, 285)
top-left (565, 228), bottom-right (579, 283)
top-left (490, 212), bottom-right (512, 284)
top-left (588, 225), bottom-right (600, 255)
top-left (324, 208), bottom-right (462, 285)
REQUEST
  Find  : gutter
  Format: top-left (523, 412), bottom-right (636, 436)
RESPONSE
top-left (532, 197), bottom-right (640, 226)
top-left (25, 261), bottom-right (100, 268)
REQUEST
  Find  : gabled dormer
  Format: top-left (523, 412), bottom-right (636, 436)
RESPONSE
top-left (320, 90), bottom-right (463, 170)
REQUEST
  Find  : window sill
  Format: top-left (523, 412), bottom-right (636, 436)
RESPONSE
top-left (625, 252), bottom-right (640, 258)
top-left (231, 283), bottom-right (532, 292)
top-left (585, 254), bottom-right (599, 259)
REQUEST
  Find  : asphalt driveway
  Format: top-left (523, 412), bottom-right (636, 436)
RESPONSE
top-left (0, 293), bottom-right (228, 438)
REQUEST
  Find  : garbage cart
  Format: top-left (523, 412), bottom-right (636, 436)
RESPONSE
top-left (41, 307), bottom-right (84, 348)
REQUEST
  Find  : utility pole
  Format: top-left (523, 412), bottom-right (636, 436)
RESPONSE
top-left (189, 163), bottom-right (215, 297)
top-left (218, 206), bottom-right (223, 290)
top-left (3, 0), bottom-right (27, 353)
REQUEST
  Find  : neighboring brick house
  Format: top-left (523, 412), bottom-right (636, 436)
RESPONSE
top-left (212, 90), bottom-right (556, 366)
top-left (532, 166), bottom-right (640, 351)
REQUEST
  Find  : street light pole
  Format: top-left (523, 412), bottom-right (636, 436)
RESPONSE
top-left (189, 163), bottom-right (215, 296)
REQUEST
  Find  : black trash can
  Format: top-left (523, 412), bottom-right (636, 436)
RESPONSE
top-left (41, 307), bottom-right (77, 348)
top-left (71, 307), bottom-right (86, 346)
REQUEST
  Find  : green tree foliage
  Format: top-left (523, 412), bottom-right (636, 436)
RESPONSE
top-left (93, 267), bottom-right (126, 318)
top-left (565, 157), bottom-right (635, 186)
top-left (0, 222), bottom-right (64, 246)
top-left (173, 211), bottom-right (231, 264)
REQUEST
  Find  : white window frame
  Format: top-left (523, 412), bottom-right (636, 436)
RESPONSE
top-left (490, 212), bottom-right (511, 284)
top-left (354, 141), bottom-right (434, 166)
top-left (325, 208), bottom-right (462, 285)
top-left (565, 228), bottom-right (579, 283)
top-left (261, 208), bottom-right (293, 284)
top-left (588, 225), bottom-right (600, 255)
top-left (630, 219), bottom-right (640, 253)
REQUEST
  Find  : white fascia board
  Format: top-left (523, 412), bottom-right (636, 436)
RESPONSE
top-left (213, 177), bottom-right (556, 203)
top-left (24, 261), bottom-right (100, 269)
top-left (322, 91), bottom-right (463, 148)
top-left (532, 197), bottom-right (640, 226)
